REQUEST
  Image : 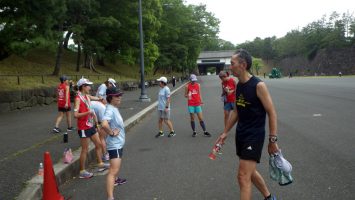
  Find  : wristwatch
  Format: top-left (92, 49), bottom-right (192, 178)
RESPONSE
top-left (269, 135), bottom-right (278, 143)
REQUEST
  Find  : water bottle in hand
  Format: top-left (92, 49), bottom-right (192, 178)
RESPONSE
top-left (209, 143), bottom-right (222, 160)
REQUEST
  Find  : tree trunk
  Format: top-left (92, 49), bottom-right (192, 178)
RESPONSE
top-left (84, 53), bottom-right (88, 68)
top-left (76, 42), bottom-right (81, 72)
top-left (63, 31), bottom-right (72, 49)
top-left (89, 55), bottom-right (100, 73)
top-left (153, 66), bottom-right (160, 75)
top-left (96, 57), bottom-right (105, 66)
top-left (53, 24), bottom-right (64, 75)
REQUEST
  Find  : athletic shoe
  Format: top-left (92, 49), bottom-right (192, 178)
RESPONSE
top-left (264, 195), bottom-right (277, 200)
top-left (155, 132), bottom-right (164, 138)
top-left (98, 162), bottom-right (110, 172)
top-left (192, 131), bottom-right (197, 137)
top-left (53, 127), bottom-right (60, 133)
top-left (67, 127), bottom-right (75, 132)
top-left (114, 177), bottom-right (127, 186)
top-left (204, 131), bottom-right (211, 137)
top-left (168, 131), bottom-right (176, 137)
top-left (79, 170), bottom-right (94, 179)
top-left (102, 153), bottom-right (110, 162)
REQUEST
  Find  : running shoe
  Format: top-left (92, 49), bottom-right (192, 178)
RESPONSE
top-left (204, 131), bottom-right (211, 137)
top-left (98, 162), bottom-right (110, 172)
top-left (264, 195), bottom-right (277, 200)
top-left (79, 170), bottom-right (94, 179)
top-left (102, 153), bottom-right (110, 162)
top-left (192, 131), bottom-right (197, 137)
top-left (53, 127), bottom-right (61, 133)
top-left (114, 177), bottom-right (127, 186)
top-left (168, 131), bottom-right (176, 137)
top-left (155, 131), bottom-right (164, 138)
top-left (67, 127), bottom-right (75, 132)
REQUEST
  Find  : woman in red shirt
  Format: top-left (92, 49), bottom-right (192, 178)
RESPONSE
top-left (74, 78), bottom-right (109, 179)
top-left (53, 75), bottom-right (74, 133)
top-left (184, 74), bottom-right (211, 137)
top-left (219, 71), bottom-right (237, 128)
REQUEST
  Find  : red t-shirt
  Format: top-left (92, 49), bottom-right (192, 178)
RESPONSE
top-left (222, 78), bottom-right (236, 103)
top-left (187, 83), bottom-right (201, 106)
top-left (57, 83), bottom-right (70, 108)
top-left (76, 93), bottom-right (93, 130)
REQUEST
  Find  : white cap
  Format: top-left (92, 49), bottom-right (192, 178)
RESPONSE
top-left (108, 78), bottom-right (116, 87)
top-left (274, 149), bottom-right (292, 173)
top-left (190, 74), bottom-right (197, 82)
top-left (77, 78), bottom-right (93, 87)
top-left (157, 76), bottom-right (167, 84)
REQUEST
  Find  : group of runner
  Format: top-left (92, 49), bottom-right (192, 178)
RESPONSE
top-left (156, 49), bottom-right (280, 200)
top-left (53, 49), bottom-right (281, 200)
top-left (54, 76), bottom-right (126, 200)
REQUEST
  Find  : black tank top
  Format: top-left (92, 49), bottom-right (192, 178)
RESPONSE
top-left (235, 76), bottom-right (266, 141)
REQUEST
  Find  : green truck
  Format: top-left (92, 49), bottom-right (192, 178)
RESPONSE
top-left (268, 68), bottom-right (282, 79)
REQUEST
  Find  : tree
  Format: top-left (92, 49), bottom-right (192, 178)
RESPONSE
top-left (0, 0), bottom-right (66, 61)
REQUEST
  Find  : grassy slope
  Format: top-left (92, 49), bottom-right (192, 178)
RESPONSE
top-left (0, 49), bottom-right (170, 91)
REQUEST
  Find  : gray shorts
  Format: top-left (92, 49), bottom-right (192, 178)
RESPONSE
top-left (158, 110), bottom-right (170, 119)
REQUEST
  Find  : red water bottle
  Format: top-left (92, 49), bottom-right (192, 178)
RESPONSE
top-left (209, 143), bottom-right (222, 160)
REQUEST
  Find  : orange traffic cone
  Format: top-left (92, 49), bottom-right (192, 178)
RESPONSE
top-left (43, 152), bottom-right (64, 200)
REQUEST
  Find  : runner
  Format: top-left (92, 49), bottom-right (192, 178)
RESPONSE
top-left (90, 99), bottom-right (109, 161)
top-left (96, 78), bottom-right (116, 100)
top-left (100, 87), bottom-right (126, 200)
top-left (73, 77), bottom-right (109, 179)
top-left (218, 71), bottom-right (236, 128)
top-left (184, 74), bottom-right (211, 137)
top-left (155, 76), bottom-right (175, 138)
top-left (53, 75), bottom-right (74, 133)
top-left (215, 49), bottom-right (279, 200)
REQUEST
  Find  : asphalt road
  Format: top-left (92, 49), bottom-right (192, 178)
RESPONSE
top-left (0, 82), bottom-right (185, 200)
top-left (60, 76), bottom-right (355, 200)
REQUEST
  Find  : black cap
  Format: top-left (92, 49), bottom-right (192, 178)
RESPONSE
top-left (106, 87), bottom-right (123, 97)
top-left (60, 75), bottom-right (68, 82)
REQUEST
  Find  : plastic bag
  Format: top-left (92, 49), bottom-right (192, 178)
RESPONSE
top-left (63, 148), bottom-right (73, 164)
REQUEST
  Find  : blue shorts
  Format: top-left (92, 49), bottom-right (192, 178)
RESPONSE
top-left (188, 106), bottom-right (202, 113)
top-left (224, 102), bottom-right (235, 111)
top-left (108, 148), bottom-right (123, 159)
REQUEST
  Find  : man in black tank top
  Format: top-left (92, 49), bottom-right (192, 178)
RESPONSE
top-left (215, 49), bottom-right (280, 200)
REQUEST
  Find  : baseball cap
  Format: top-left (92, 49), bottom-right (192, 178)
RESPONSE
top-left (156, 76), bottom-right (167, 84)
top-left (106, 87), bottom-right (123, 97)
top-left (107, 78), bottom-right (116, 87)
top-left (77, 77), bottom-right (93, 87)
top-left (190, 74), bottom-right (197, 82)
top-left (274, 149), bottom-right (292, 173)
top-left (60, 75), bottom-right (69, 82)
top-left (218, 71), bottom-right (228, 78)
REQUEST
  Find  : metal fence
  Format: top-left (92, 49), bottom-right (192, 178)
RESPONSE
top-left (0, 74), bottom-right (126, 85)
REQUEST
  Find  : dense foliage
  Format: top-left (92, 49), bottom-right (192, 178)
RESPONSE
top-left (0, 0), bottom-right (221, 75)
top-left (237, 11), bottom-right (355, 62)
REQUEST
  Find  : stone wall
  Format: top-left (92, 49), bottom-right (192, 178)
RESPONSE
top-left (274, 46), bottom-right (355, 76)
top-left (0, 87), bottom-right (57, 113)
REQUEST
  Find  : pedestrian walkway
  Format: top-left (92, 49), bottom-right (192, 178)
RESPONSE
top-left (0, 81), bottom-right (184, 200)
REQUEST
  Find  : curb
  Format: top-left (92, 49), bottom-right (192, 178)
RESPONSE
top-left (17, 82), bottom-right (187, 200)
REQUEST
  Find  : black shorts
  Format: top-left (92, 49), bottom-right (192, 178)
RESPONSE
top-left (235, 139), bottom-right (264, 163)
top-left (77, 127), bottom-right (97, 138)
top-left (108, 148), bottom-right (123, 159)
top-left (58, 107), bottom-right (71, 112)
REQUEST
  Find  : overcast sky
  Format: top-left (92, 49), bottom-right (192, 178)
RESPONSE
top-left (184, 0), bottom-right (355, 45)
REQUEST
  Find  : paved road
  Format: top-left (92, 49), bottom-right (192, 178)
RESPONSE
top-left (0, 81), bottom-right (184, 200)
top-left (60, 76), bottom-right (355, 200)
